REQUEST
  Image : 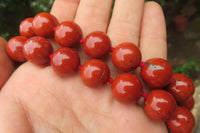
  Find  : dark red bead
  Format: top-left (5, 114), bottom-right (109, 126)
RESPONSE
top-left (144, 90), bottom-right (177, 121)
top-left (111, 73), bottom-right (143, 103)
top-left (23, 36), bottom-right (53, 65)
top-left (166, 106), bottom-right (195, 133)
top-left (51, 47), bottom-right (80, 76)
top-left (140, 58), bottom-right (173, 89)
top-left (19, 18), bottom-right (36, 38)
top-left (167, 73), bottom-right (194, 103)
top-left (55, 21), bottom-right (82, 47)
top-left (80, 59), bottom-right (110, 88)
top-left (181, 97), bottom-right (194, 110)
top-left (83, 31), bottom-right (111, 58)
top-left (112, 42), bottom-right (141, 72)
top-left (6, 36), bottom-right (28, 62)
top-left (32, 12), bottom-right (58, 37)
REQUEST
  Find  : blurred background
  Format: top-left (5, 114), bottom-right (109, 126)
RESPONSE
top-left (0, 0), bottom-right (199, 132)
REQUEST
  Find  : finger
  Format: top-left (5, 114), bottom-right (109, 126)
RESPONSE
top-left (140, 2), bottom-right (167, 61)
top-left (0, 37), bottom-right (14, 88)
top-left (50, 0), bottom-right (80, 22)
top-left (74, 0), bottom-right (113, 36)
top-left (107, 0), bottom-right (144, 47)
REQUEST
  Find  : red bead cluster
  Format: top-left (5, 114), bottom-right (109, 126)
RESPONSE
top-left (6, 12), bottom-right (195, 133)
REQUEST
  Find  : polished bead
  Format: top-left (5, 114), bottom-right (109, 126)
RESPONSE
top-left (32, 12), bottom-right (58, 37)
top-left (111, 73), bottom-right (143, 103)
top-left (144, 90), bottom-right (177, 121)
top-left (181, 97), bottom-right (194, 110)
top-left (80, 59), bottom-right (110, 88)
top-left (166, 106), bottom-right (195, 133)
top-left (167, 73), bottom-right (194, 103)
top-left (6, 36), bottom-right (28, 62)
top-left (55, 21), bottom-right (82, 47)
top-left (84, 31), bottom-right (111, 58)
top-left (19, 18), bottom-right (36, 38)
top-left (51, 47), bottom-right (80, 76)
top-left (23, 36), bottom-right (53, 65)
top-left (140, 58), bottom-right (173, 89)
top-left (112, 42), bottom-right (141, 72)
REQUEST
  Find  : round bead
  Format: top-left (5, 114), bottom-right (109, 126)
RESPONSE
top-left (51, 47), bottom-right (80, 76)
top-left (144, 90), bottom-right (177, 121)
top-left (140, 58), bottom-right (173, 89)
top-left (166, 106), bottom-right (195, 133)
top-left (111, 73), bottom-right (143, 103)
top-left (55, 21), bottom-right (82, 47)
top-left (19, 18), bottom-right (36, 38)
top-left (112, 42), bottom-right (141, 72)
top-left (32, 12), bottom-right (58, 37)
top-left (6, 36), bottom-right (28, 62)
top-left (181, 97), bottom-right (194, 110)
top-left (83, 31), bottom-right (111, 58)
top-left (80, 59), bottom-right (110, 88)
top-left (23, 36), bottom-right (53, 65)
top-left (167, 73), bottom-right (194, 103)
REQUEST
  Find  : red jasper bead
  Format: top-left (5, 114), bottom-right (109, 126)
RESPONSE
top-left (6, 36), bottom-right (28, 62)
top-left (140, 58), bottom-right (173, 89)
top-left (167, 73), bottom-right (194, 103)
top-left (181, 97), bottom-right (194, 110)
top-left (83, 31), bottom-right (111, 58)
top-left (80, 59), bottom-right (110, 88)
top-left (23, 36), bottom-right (53, 65)
top-left (111, 73), bottom-right (143, 103)
top-left (32, 12), bottom-right (58, 37)
top-left (166, 106), bottom-right (195, 133)
top-left (19, 18), bottom-right (36, 38)
top-left (112, 42), bottom-right (141, 72)
top-left (144, 90), bottom-right (177, 121)
top-left (55, 21), bottom-right (82, 47)
top-left (51, 47), bottom-right (80, 76)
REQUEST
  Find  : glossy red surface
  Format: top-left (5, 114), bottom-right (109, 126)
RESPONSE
top-left (112, 42), bottom-right (141, 72)
top-left (181, 97), bottom-right (194, 110)
top-left (80, 59), bottom-right (110, 87)
top-left (167, 73), bottom-right (194, 103)
top-left (111, 73), bottom-right (143, 103)
top-left (19, 18), bottom-right (36, 38)
top-left (166, 106), bottom-right (195, 133)
top-left (140, 58), bottom-right (173, 89)
top-left (23, 36), bottom-right (53, 65)
top-left (32, 12), bottom-right (58, 37)
top-left (55, 21), bottom-right (82, 47)
top-left (84, 31), bottom-right (111, 58)
top-left (6, 36), bottom-right (28, 62)
top-left (144, 90), bottom-right (177, 121)
top-left (51, 47), bottom-right (80, 75)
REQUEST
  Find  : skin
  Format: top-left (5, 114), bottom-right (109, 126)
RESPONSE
top-left (0, 37), bottom-right (14, 88)
top-left (0, 0), bottom-right (168, 132)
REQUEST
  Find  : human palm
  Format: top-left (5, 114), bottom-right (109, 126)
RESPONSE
top-left (0, 0), bottom-right (168, 132)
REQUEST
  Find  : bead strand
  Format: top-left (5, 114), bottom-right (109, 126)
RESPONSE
top-left (5, 12), bottom-right (195, 133)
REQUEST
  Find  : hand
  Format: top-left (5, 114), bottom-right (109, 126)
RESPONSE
top-left (0, 0), bottom-right (168, 132)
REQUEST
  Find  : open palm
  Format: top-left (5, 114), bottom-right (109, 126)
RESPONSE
top-left (0, 0), bottom-right (168, 132)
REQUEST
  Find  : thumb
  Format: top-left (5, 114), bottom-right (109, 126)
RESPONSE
top-left (0, 37), bottom-right (14, 88)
